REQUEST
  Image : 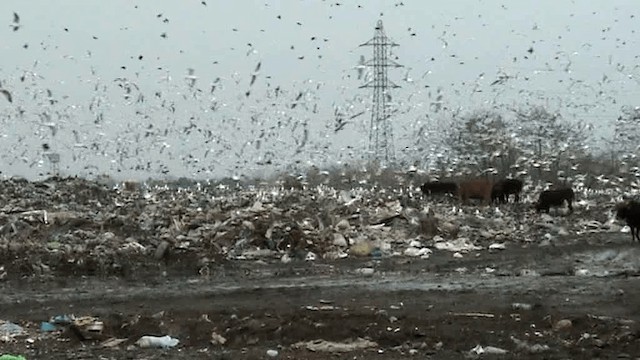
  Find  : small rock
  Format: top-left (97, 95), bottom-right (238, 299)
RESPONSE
top-left (154, 240), bottom-right (170, 260)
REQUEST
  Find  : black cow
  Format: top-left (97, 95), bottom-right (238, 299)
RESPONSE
top-left (492, 178), bottom-right (523, 204)
top-left (616, 200), bottom-right (640, 242)
top-left (535, 188), bottom-right (574, 213)
top-left (420, 181), bottom-right (458, 196)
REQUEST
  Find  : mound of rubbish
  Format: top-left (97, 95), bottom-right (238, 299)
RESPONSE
top-left (0, 176), bottom-right (627, 280)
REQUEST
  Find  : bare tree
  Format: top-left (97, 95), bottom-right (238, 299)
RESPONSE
top-left (447, 110), bottom-right (516, 177)
top-left (513, 106), bottom-right (589, 184)
top-left (612, 106), bottom-right (640, 178)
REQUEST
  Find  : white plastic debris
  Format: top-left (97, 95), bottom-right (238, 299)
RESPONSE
top-left (266, 349), bottom-right (279, 357)
top-left (404, 247), bottom-right (432, 258)
top-left (511, 303), bottom-right (533, 310)
top-left (280, 253), bottom-right (292, 263)
top-left (434, 237), bottom-right (481, 252)
top-left (488, 242), bottom-right (506, 250)
top-left (469, 344), bottom-right (508, 355)
top-left (511, 336), bottom-right (550, 353)
top-left (0, 322), bottom-right (25, 339)
top-left (211, 332), bottom-right (227, 345)
top-left (305, 251), bottom-right (317, 261)
top-left (135, 335), bottom-right (179, 349)
top-left (294, 338), bottom-right (378, 353)
top-left (332, 233), bottom-right (348, 247)
top-left (355, 267), bottom-right (375, 276)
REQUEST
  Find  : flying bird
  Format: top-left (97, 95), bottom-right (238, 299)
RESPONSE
top-left (0, 89), bottom-right (12, 103)
top-left (10, 12), bottom-right (20, 31)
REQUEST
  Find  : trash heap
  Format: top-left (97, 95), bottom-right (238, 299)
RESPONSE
top-left (0, 176), bottom-right (625, 279)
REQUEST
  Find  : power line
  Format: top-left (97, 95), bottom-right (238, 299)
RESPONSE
top-left (359, 19), bottom-right (403, 165)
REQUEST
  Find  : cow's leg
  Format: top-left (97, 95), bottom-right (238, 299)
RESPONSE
top-left (567, 200), bottom-right (573, 213)
top-left (514, 193), bottom-right (520, 203)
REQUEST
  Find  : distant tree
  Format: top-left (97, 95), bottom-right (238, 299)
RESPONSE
top-left (611, 105), bottom-right (640, 177)
top-left (513, 105), bottom-right (589, 184)
top-left (446, 110), bottom-right (517, 177)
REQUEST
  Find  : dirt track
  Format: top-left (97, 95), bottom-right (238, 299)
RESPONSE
top-left (2, 232), bottom-right (640, 359)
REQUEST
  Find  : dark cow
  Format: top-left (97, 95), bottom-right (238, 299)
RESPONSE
top-left (492, 178), bottom-right (524, 204)
top-left (535, 188), bottom-right (574, 213)
top-left (420, 181), bottom-right (458, 196)
top-left (458, 179), bottom-right (493, 205)
top-left (616, 200), bottom-right (640, 242)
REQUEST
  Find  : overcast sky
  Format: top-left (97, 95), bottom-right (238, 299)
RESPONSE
top-left (1, 0), bottom-right (639, 180)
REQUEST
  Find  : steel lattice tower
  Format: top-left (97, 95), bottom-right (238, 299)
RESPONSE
top-left (359, 20), bottom-right (402, 165)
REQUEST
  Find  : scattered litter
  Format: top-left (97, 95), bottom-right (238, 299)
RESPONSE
top-left (553, 319), bottom-right (573, 331)
top-left (0, 355), bottom-right (27, 360)
top-left (511, 336), bottom-right (550, 353)
top-left (0, 322), bottom-right (25, 339)
top-left (450, 312), bottom-right (495, 318)
top-left (266, 349), bottom-right (278, 357)
top-left (293, 338), bottom-right (378, 353)
top-left (39, 322), bottom-right (57, 332)
top-left (210, 332), bottom-right (227, 345)
top-left (511, 303), bottom-right (533, 311)
top-left (469, 344), bottom-right (508, 355)
top-left (100, 338), bottom-right (127, 348)
top-left (355, 267), bottom-right (374, 276)
top-left (434, 237), bottom-right (481, 252)
top-left (135, 335), bottom-right (179, 349)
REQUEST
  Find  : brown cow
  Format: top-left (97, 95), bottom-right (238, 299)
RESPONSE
top-left (458, 179), bottom-right (493, 205)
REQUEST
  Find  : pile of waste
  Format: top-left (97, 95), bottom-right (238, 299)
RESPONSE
top-left (0, 176), bottom-right (627, 279)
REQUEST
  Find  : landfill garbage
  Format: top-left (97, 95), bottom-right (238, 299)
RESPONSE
top-left (553, 319), bottom-right (573, 331)
top-left (469, 344), bottom-right (508, 355)
top-left (293, 338), bottom-right (378, 353)
top-left (0, 355), bottom-right (27, 360)
top-left (434, 237), bottom-right (481, 252)
top-left (511, 336), bottom-right (551, 353)
top-left (39, 322), bottom-right (57, 332)
top-left (354, 267), bottom-right (374, 276)
top-left (0, 322), bottom-right (25, 338)
top-left (511, 303), bottom-right (533, 311)
top-left (210, 332), bottom-right (227, 345)
top-left (135, 335), bottom-right (180, 349)
top-left (100, 338), bottom-right (128, 348)
top-left (266, 349), bottom-right (278, 357)
top-left (51, 315), bottom-right (72, 325)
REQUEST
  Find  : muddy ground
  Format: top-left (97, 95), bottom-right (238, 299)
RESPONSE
top-left (2, 232), bottom-right (640, 359)
top-left (0, 178), bottom-right (639, 359)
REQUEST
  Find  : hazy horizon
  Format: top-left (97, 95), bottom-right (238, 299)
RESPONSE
top-left (1, 0), bottom-right (639, 180)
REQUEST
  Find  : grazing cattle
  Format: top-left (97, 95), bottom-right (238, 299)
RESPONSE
top-left (492, 178), bottom-right (524, 204)
top-left (458, 179), bottom-right (493, 205)
top-left (535, 188), bottom-right (574, 213)
top-left (420, 181), bottom-right (458, 196)
top-left (616, 200), bottom-right (640, 242)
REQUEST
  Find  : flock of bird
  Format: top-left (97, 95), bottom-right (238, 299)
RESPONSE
top-left (0, 3), bottom-right (639, 181)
